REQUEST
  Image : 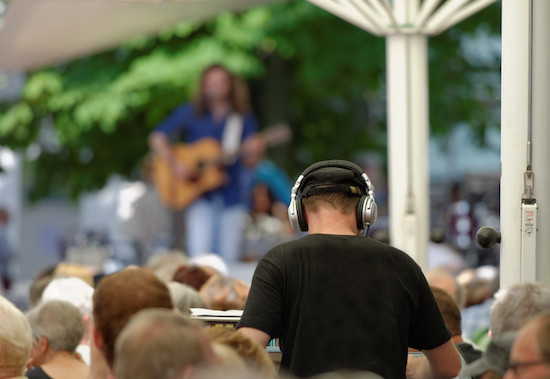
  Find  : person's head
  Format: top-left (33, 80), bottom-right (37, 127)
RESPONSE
top-left (504, 310), bottom-right (550, 379)
top-left (167, 281), bottom-right (207, 315)
top-left (41, 276), bottom-right (94, 317)
top-left (195, 64), bottom-right (250, 115)
top-left (92, 268), bottom-right (173, 368)
top-left (199, 275), bottom-right (250, 311)
top-left (427, 268), bottom-right (464, 309)
top-left (491, 282), bottom-right (550, 337)
top-left (288, 160), bottom-right (377, 233)
top-left (430, 286), bottom-right (462, 338)
top-left (173, 264), bottom-right (213, 291)
top-left (114, 308), bottom-right (215, 379)
top-left (457, 266), bottom-right (499, 309)
top-left (26, 299), bottom-right (85, 366)
top-left (0, 295), bottom-right (31, 378)
top-left (204, 327), bottom-right (275, 376)
top-left (460, 331), bottom-right (516, 379)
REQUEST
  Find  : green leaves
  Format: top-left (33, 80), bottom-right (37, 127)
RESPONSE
top-left (0, 0), bottom-right (501, 201)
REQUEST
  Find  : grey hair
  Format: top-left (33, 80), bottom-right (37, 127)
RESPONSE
top-left (490, 282), bottom-right (550, 337)
top-left (27, 299), bottom-right (85, 352)
top-left (167, 281), bottom-right (207, 314)
top-left (0, 295), bottom-right (32, 376)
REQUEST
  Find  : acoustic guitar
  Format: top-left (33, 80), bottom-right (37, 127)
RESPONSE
top-left (152, 124), bottom-right (291, 210)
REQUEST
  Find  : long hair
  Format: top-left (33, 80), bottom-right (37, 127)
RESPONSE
top-left (193, 64), bottom-right (251, 116)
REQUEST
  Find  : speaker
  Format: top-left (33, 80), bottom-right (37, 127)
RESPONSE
top-left (287, 160), bottom-right (377, 233)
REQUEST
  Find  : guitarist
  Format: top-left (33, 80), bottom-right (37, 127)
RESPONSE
top-left (148, 64), bottom-right (263, 263)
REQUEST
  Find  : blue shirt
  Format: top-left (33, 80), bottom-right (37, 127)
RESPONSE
top-left (155, 103), bottom-right (258, 207)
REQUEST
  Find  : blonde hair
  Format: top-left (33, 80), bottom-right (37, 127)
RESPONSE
top-left (0, 296), bottom-right (32, 376)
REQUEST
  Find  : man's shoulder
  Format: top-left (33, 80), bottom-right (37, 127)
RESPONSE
top-left (264, 234), bottom-right (410, 258)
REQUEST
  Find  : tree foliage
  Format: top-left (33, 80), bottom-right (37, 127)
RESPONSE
top-left (0, 0), bottom-right (501, 201)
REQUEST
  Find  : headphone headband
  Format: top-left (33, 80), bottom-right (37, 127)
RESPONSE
top-left (287, 160), bottom-right (377, 233)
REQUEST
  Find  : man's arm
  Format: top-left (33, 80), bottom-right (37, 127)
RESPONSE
top-left (238, 327), bottom-right (271, 347)
top-left (406, 340), bottom-right (461, 379)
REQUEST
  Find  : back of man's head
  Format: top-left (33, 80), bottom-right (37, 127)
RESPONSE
top-left (0, 295), bottom-right (32, 378)
top-left (93, 268), bottom-right (173, 367)
top-left (490, 282), bottom-right (550, 337)
top-left (114, 308), bottom-right (214, 379)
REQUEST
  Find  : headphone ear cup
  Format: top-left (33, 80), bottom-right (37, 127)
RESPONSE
top-left (288, 197), bottom-right (309, 232)
top-left (357, 195), bottom-right (378, 230)
top-left (288, 198), bottom-right (300, 231)
top-left (296, 198), bottom-right (309, 232)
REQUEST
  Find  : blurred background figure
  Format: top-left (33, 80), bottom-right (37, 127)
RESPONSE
top-left (149, 64), bottom-right (262, 263)
top-left (0, 207), bottom-right (15, 292)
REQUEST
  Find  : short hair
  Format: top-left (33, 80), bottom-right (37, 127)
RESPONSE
top-left (0, 296), bottom-right (32, 377)
top-left (302, 193), bottom-right (360, 215)
top-left (490, 282), bottom-right (550, 337)
top-left (93, 268), bottom-right (173, 367)
top-left (41, 277), bottom-right (94, 316)
top-left (27, 299), bottom-right (84, 353)
top-left (114, 309), bottom-right (214, 379)
top-left (431, 286), bottom-right (462, 337)
top-left (167, 282), bottom-right (207, 315)
top-left (204, 327), bottom-right (275, 376)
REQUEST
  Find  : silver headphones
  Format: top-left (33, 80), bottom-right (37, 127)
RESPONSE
top-left (287, 160), bottom-right (377, 233)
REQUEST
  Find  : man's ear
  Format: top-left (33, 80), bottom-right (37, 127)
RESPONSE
top-left (37, 335), bottom-right (48, 354)
top-left (92, 325), bottom-right (102, 349)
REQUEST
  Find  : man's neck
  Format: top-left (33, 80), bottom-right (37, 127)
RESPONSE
top-left (306, 207), bottom-right (359, 236)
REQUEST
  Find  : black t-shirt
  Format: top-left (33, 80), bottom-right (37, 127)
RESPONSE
top-left (26, 367), bottom-right (53, 379)
top-left (238, 234), bottom-right (451, 378)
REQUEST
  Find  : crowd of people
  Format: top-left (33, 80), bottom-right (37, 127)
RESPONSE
top-left (0, 159), bottom-right (549, 379)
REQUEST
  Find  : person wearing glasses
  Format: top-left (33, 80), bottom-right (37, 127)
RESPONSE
top-left (504, 310), bottom-right (550, 379)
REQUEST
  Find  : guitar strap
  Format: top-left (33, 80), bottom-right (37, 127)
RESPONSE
top-left (221, 113), bottom-right (243, 164)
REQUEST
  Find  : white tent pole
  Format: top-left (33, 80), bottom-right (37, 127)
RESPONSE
top-left (386, 0), bottom-right (429, 269)
top-left (501, 0), bottom-right (550, 288)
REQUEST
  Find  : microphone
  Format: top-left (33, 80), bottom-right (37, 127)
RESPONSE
top-left (476, 226), bottom-right (501, 248)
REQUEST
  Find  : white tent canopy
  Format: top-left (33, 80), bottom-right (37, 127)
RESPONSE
top-left (0, 0), bottom-right (277, 71)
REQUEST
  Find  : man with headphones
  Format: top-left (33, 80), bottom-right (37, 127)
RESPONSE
top-left (237, 160), bottom-right (461, 378)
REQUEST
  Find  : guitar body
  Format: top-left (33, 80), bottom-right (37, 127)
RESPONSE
top-left (153, 138), bottom-right (225, 210)
top-left (151, 124), bottom-right (291, 210)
